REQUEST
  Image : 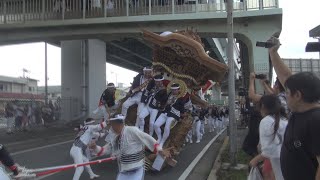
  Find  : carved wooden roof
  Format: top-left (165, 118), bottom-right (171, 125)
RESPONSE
top-left (142, 29), bottom-right (228, 87)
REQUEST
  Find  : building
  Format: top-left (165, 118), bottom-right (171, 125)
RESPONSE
top-left (0, 75), bottom-right (43, 116)
top-left (0, 75), bottom-right (38, 94)
top-left (282, 58), bottom-right (320, 77)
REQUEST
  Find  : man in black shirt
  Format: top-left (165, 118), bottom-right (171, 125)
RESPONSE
top-left (280, 72), bottom-right (320, 180)
top-left (93, 83), bottom-right (116, 122)
top-left (268, 36), bottom-right (320, 180)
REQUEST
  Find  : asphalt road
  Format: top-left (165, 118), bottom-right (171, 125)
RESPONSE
top-left (5, 126), bottom-right (224, 180)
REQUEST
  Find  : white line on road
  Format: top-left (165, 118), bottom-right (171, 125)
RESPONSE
top-left (36, 172), bottom-right (59, 180)
top-left (178, 128), bottom-right (226, 180)
top-left (6, 133), bottom-right (75, 146)
top-left (11, 140), bottom-right (74, 156)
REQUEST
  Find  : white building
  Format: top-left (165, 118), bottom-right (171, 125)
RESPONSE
top-left (0, 75), bottom-right (38, 94)
top-left (282, 58), bottom-right (320, 77)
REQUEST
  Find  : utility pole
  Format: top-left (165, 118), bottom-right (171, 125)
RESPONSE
top-left (227, 0), bottom-right (237, 166)
top-left (45, 42), bottom-right (48, 105)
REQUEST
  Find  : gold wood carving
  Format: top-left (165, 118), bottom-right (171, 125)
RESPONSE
top-left (142, 29), bottom-right (228, 84)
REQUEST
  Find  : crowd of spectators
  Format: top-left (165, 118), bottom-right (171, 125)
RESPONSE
top-left (243, 36), bottom-right (320, 180)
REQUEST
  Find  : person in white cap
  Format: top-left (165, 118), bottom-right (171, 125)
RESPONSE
top-left (102, 114), bottom-right (170, 180)
top-left (154, 83), bottom-right (189, 147)
top-left (121, 67), bottom-right (153, 122)
top-left (137, 74), bottom-right (168, 135)
top-left (93, 83), bottom-right (117, 122)
top-left (70, 118), bottom-right (107, 180)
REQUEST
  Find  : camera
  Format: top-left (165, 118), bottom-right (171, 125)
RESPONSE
top-left (256, 41), bottom-right (275, 48)
top-left (255, 74), bottom-right (266, 79)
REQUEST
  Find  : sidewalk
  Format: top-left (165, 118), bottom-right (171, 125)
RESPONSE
top-left (207, 128), bottom-right (249, 180)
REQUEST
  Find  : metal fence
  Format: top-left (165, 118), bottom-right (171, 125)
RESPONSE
top-left (0, 0), bottom-right (279, 24)
top-left (0, 97), bottom-right (81, 131)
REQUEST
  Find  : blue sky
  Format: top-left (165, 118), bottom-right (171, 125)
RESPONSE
top-left (0, 0), bottom-right (319, 86)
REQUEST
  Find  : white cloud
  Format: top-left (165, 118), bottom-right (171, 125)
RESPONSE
top-left (278, 0), bottom-right (320, 59)
top-left (0, 42), bottom-right (61, 86)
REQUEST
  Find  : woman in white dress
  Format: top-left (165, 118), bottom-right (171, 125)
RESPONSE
top-left (249, 94), bottom-right (288, 180)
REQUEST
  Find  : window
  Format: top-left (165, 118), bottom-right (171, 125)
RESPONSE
top-left (0, 84), bottom-right (7, 92)
top-left (29, 87), bottom-right (32, 91)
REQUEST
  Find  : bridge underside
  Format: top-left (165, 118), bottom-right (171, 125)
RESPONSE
top-left (50, 36), bottom-right (227, 72)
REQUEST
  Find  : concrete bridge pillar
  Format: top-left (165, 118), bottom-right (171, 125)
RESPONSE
top-left (61, 39), bottom-right (106, 122)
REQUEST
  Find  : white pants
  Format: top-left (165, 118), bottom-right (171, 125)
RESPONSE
top-left (0, 167), bottom-right (10, 180)
top-left (121, 92), bottom-right (144, 123)
top-left (154, 113), bottom-right (175, 147)
top-left (193, 120), bottom-right (201, 143)
top-left (117, 166), bottom-right (144, 180)
top-left (70, 146), bottom-right (95, 180)
top-left (138, 106), bottom-right (159, 136)
top-left (224, 116), bottom-right (229, 127)
top-left (216, 118), bottom-right (223, 131)
top-left (221, 116), bottom-right (225, 128)
top-left (6, 117), bottom-right (14, 133)
top-left (200, 121), bottom-right (205, 135)
top-left (208, 117), bottom-right (215, 132)
top-left (186, 129), bottom-right (193, 143)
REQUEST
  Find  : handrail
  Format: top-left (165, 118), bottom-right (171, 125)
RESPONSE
top-left (0, 0), bottom-right (279, 25)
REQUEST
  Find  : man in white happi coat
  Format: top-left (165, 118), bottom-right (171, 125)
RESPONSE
top-left (102, 114), bottom-right (170, 180)
top-left (121, 67), bottom-right (153, 124)
top-left (137, 74), bottom-right (168, 135)
top-left (70, 118), bottom-right (106, 180)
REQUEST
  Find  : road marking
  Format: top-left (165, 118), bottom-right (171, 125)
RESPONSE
top-left (11, 140), bottom-right (74, 156)
top-left (178, 128), bottom-right (226, 180)
top-left (6, 133), bottom-right (75, 146)
top-left (36, 172), bottom-right (59, 180)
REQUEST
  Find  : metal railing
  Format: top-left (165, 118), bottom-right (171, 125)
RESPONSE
top-left (0, 0), bottom-right (279, 25)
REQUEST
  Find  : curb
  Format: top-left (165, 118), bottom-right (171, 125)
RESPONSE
top-left (207, 136), bottom-right (229, 180)
top-left (178, 128), bottom-right (227, 180)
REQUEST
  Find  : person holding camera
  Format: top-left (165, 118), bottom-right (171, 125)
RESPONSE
top-left (249, 72), bottom-right (288, 114)
top-left (266, 36), bottom-right (320, 180)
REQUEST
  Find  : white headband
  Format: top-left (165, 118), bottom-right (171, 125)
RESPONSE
top-left (107, 85), bottom-right (115, 88)
top-left (109, 114), bottom-right (125, 121)
top-left (154, 77), bottom-right (164, 81)
top-left (171, 86), bottom-right (180, 90)
top-left (143, 67), bottom-right (152, 71)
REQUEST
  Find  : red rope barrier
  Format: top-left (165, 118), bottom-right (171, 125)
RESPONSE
top-left (34, 157), bottom-right (116, 177)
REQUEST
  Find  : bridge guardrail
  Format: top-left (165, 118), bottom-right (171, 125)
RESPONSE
top-left (0, 0), bottom-right (279, 24)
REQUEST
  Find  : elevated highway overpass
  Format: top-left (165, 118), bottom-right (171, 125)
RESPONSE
top-left (0, 0), bottom-right (282, 120)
